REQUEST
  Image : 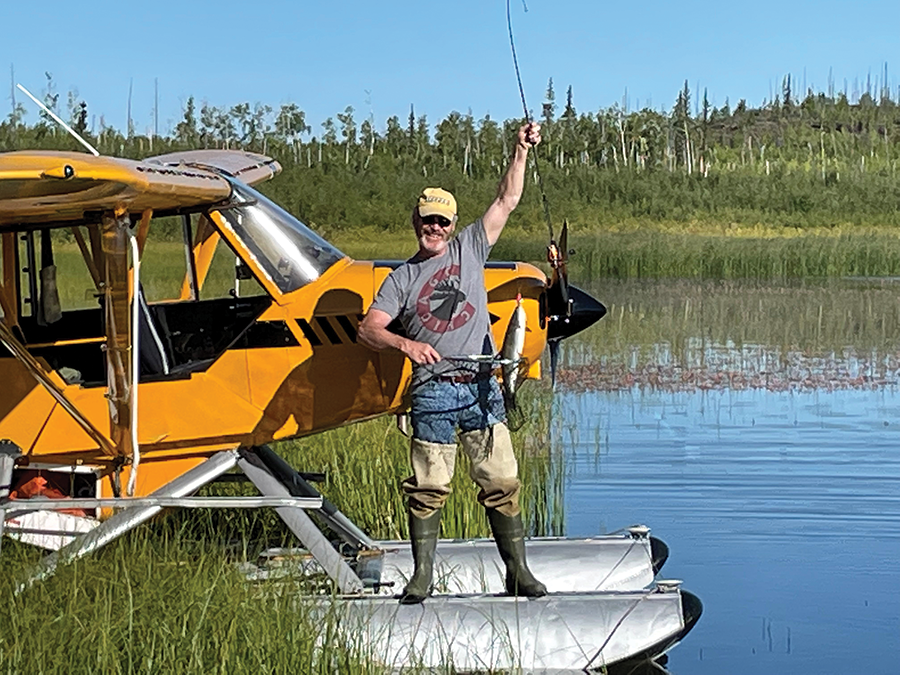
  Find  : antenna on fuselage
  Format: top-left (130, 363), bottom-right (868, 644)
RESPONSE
top-left (16, 83), bottom-right (100, 156)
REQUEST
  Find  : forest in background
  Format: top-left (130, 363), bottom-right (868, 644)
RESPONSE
top-left (4, 73), bottom-right (900, 276)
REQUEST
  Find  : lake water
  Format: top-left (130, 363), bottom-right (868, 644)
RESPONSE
top-left (556, 280), bottom-right (900, 674)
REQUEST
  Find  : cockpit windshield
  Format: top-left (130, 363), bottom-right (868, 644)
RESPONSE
top-left (214, 179), bottom-right (345, 294)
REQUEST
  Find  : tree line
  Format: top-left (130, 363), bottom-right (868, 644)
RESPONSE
top-left (5, 74), bottom-right (900, 232)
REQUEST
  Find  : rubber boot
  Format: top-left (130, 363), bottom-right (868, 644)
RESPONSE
top-left (487, 509), bottom-right (548, 598)
top-left (398, 509), bottom-right (442, 605)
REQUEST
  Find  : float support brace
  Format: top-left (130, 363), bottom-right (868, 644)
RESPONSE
top-left (238, 447), bottom-right (365, 594)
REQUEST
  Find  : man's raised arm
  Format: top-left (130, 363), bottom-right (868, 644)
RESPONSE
top-left (481, 122), bottom-right (542, 246)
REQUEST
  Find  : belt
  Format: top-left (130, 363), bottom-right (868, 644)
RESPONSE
top-left (436, 372), bottom-right (491, 384)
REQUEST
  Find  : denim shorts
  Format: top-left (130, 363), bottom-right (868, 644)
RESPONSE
top-left (410, 377), bottom-right (507, 444)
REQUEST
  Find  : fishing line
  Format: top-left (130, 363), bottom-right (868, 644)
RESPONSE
top-left (584, 590), bottom-right (654, 671)
top-left (505, 0), bottom-right (555, 245)
top-left (593, 538), bottom-right (639, 590)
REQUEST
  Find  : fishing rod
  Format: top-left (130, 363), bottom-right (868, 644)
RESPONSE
top-left (506, 0), bottom-right (555, 247)
top-left (445, 354), bottom-right (524, 367)
top-left (505, 0), bottom-right (570, 319)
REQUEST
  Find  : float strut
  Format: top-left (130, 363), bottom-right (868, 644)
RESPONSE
top-left (238, 447), bottom-right (365, 594)
top-left (253, 444), bottom-right (377, 550)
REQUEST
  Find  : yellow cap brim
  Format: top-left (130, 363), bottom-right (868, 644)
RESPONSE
top-left (418, 202), bottom-right (456, 220)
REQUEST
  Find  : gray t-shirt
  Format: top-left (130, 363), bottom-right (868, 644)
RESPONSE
top-left (371, 220), bottom-right (494, 387)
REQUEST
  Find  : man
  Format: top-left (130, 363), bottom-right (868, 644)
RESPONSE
top-left (358, 122), bottom-right (546, 604)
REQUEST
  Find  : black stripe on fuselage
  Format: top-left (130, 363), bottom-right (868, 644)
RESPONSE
top-left (335, 315), bottom-right (358, 343)
top-left (295, 319), bottom-right (323, 346)
top-left (236, 316), bottom-right (361, 349)
top-left (315, 317), bottom-right (342, 345)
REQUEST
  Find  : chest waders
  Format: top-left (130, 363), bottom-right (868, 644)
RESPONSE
top-left (399, 430), bottom-right (546, 603)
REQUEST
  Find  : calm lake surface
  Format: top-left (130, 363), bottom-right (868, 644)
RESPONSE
top-left (556, 279), bottom-right (900, 674)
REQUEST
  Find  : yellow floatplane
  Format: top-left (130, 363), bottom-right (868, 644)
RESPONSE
top-left (0, 146), bottom-right (699, 671)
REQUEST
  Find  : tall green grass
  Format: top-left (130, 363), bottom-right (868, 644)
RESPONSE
top-left (492, 228), bottom-right (900, 280)
top-left (0, 527), bottom-right (380, 674)
top-left (330, 224), bottom-right (900, 281)
top-left (0, 387), bottom-right (561, 673)
top-left (575, 230), bottom-right (900, 279)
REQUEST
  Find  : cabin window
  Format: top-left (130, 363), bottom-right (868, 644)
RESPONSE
top-left (135, 212), bottom-right (265, 302)
top-left (5, 213), bottom-right (272, 387)
top-left (139, 215), bottom-right (192, 303)
top-left (196, 240), bottom-right (268, 299)
top-left (132, 212), bottom-right (271, 378)
top-left (15, 227), bottom-right (97, 316)
top-left (182, 213), bottom-right (267, 301)
top-left (215, 180), bottom-right (344, 294)
top-left (12, 224), bottom-right (107, 385)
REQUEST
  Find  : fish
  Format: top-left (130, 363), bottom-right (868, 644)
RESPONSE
top-left (500, 294), bottom-right (526, 426)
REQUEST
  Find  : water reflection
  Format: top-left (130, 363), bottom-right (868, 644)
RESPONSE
top-left (559, 278), bottom-right (900, 393)
top-left (560, 338), bottom-right (900, 392)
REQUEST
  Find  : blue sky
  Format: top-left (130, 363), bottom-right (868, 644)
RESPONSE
top-left (3, 0), bottom-right (899, 136)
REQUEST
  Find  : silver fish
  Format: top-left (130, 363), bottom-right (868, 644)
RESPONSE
top-left (500, 294), bottom-right (526, 414)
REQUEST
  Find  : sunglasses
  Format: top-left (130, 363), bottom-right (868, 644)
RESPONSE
top-left (421, 215), bottom-right (453, 228)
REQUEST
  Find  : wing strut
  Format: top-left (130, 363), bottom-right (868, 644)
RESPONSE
top-left (101, 211), bottom-right (136, 465)
top-left (70, 226), bottom-right (102, 291)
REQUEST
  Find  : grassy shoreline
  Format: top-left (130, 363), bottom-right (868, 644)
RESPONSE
top-left (336, 222), bottom-right (900, 280)
top-left (39, 220), bottom-right (900, 301)
top-left (0, 393), bottom-right (561, 673)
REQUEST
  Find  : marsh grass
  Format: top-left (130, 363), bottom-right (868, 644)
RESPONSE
top-left (328, 223), bottom-right (900, 281)
top-left (492, 227), bottom-right (900, 281)
top-left (0, 386), bottom-right (561, 673)
top-left (0, 532), bottom-right (381, 674)
top-left (578, 230), bottom-right (900, 280)
top-left (42, 224), bottom-right (900, 314)
top-left (579, 278), bottom-right (900, 358)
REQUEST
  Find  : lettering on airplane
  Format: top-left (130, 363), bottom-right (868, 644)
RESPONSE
top-left (134, 165), bottom-right (222, 180)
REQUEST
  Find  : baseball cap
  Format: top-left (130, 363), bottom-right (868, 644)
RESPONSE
top-left (417, 187), bottom-right (457, 220)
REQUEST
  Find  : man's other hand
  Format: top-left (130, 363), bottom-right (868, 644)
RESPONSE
top-left (403, 340), bottom-right (442, 365)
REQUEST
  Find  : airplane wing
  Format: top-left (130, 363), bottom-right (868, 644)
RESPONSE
top-left (143, 150), bottom-right (282, 186)
top-left (0, 151), bottom-right (232, 227)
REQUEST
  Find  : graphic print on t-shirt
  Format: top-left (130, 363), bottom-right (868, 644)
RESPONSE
top-left (416, 264), bottom-right (476, 333)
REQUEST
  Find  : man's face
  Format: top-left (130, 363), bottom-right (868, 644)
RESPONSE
top-left (413, 209), bottom-right (456, 257)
